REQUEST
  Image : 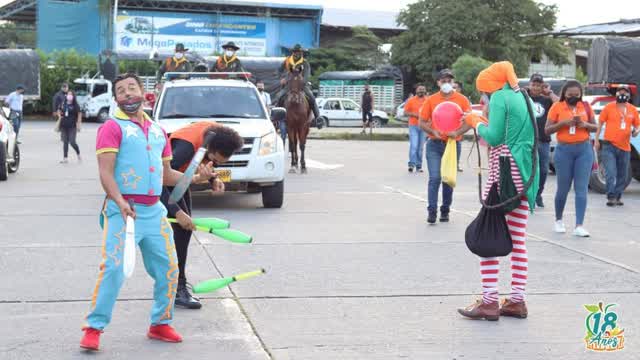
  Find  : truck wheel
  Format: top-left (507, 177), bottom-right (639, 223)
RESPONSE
top-left (0, 145), bottom-right (8, 181)
top-left (262, 180), bottom-right (284, 208)
top-left (97, 108), bottom-right (110, 123)
top-left (589, 147), bottom-right (633, 194)
top-left (8, 144), bottom-right (19, 173)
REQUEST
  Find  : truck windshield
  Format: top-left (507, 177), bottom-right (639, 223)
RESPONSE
top-left (159, 86), bottom-right (266, 120)
top-left (74, 84), bottom-right (90, 97)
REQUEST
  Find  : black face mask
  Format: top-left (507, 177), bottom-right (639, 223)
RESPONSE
top-left (616, 94), bottom-right (630, 103)
top-left (566, 96), bottom-right (580, 106)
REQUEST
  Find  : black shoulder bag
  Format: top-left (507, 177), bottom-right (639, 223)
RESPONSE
top-left (465, 91), bottom-right (538, 257)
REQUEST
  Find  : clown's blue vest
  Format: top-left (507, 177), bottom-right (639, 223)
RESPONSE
top-left (112, 115), bottom-right (166, 197)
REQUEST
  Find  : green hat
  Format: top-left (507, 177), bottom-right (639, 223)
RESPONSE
top-left (291, 44), bottom-right (306, 52)
top-left (175, 43), bottom-right (188, 52)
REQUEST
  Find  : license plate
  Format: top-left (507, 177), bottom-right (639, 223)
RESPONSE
top-left (217, 169), bottom-right (231, 183)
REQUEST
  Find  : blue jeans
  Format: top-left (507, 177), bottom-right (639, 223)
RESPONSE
top-left (9, 110), bottom-right (22, 138)
top-left (426, 139), bottom-right (461, 213)
top-left (554, 142), bottom-right (593, 225)
top-left (408, 125), bottom-right (426, 169)
top-left (601, 143), bottom-right (630, 199)
top-left (537, 142), bottom-right (551, 200)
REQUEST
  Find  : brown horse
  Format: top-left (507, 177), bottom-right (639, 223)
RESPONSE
top-left (284, 71), bottom-right (311, 174)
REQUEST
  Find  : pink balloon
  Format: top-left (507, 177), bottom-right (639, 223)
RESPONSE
top-left (433, 101), bottom-right (463, 133)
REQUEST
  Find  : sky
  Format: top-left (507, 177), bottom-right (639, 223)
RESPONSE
top-left (1, 0), bottom-right (639, 28)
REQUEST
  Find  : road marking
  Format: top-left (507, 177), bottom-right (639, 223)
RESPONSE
top-left (383, 184), bottom-right (639, 274)
top-left (303, 158), bottom-right (344, 170)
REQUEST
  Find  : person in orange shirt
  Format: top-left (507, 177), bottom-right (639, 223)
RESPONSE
top-left (594, 85), bottom-right (640, 206)
top-left (545, 80), bottom-right (598, 237)
top-left (419, 69), bottom-right (472, 224)
top-left (405, 84), bottom-right (428, 172)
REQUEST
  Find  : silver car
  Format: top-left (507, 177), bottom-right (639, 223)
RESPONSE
top-left (0, 106), bottom-right (20, 180)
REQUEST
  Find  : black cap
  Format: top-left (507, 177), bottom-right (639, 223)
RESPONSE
top-left (437, 69), bottom-right (454, 80)
top-left (175, 43), bottom-right (188, 52)
top-left (291, 44), bottom-right (305, 52)
top-left (222, 41), bottom-right (240, 51)
top-left (529, 73), bottom-right (544, 83)
top-left (16, 84), bottom-right (24, 90)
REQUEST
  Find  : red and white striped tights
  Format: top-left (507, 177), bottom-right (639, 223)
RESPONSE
top-left (480, 145), bottom-right (529, 304)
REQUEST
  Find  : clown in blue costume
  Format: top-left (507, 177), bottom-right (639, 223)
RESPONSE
top-left (80, 73), bottom-right (216, 352)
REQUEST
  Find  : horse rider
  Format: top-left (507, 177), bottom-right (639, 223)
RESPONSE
top-left (214, 42), bottom-right (245, 73)
top-left (156, 43), bottom-right (192, 82)
top-left (274, 44), bottom-right (320, 123)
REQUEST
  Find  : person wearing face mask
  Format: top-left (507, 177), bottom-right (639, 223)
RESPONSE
top-left (156, 43), bottom-right (192, 82)
top-left (275, 44), bottom-right (321, 123)
top-left (595, 85), bottom-right (640, 206)
top-left (419, 69), bottom-right (472, 224)
top-left (404, 84), bottom-right (428, 172)
top-left (56, 90), bottom-right (82, 163)
top-left (160, 122), bottom-right (243, 309)
top-left (545, 80), bottom-right (598, 237)
top-left (526, 74), bottom-right (558, 208)
top-left (214, 41), bottom-right (245, 72)
top-left (81, 72), bottom-right (217, 352)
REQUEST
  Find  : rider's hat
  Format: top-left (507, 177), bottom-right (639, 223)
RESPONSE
top-left (222, 41), bottom-right (240, 51)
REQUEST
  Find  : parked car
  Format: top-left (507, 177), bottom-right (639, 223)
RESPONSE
top-left (395, 101), bottom-right (408, 122)
top-left (0, 106), bottom-right (20, 180)
top-left (154, 72), bottom-right (286, 208)
top-left (316, 98), bottom-right (389, 128)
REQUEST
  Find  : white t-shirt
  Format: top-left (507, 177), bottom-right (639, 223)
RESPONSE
top-left (4, 91), bottom-right (23, 112)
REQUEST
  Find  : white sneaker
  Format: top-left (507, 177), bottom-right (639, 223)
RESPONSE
top-left (554, 220), bottom-right (566, 233)
top-left (573, 226), bottom-right (591, 238)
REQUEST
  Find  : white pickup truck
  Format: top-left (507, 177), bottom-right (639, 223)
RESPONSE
top-left (154, 72), bottom-right (286, 208)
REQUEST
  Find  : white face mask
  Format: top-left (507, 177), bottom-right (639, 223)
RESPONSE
top-left (174, 52), bottom-right (184, 60)
top-left (440, 83), bottom-right (453, 94)
top-left (225, 50), bottom-right (235, 57)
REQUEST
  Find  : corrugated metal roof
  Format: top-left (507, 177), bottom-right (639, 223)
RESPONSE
top-left (321, 8), bottom-right (405, 31)
top-left (533, 18), bottom-right (640, 37)
top-left (159, 0), bottom-right (322, 11)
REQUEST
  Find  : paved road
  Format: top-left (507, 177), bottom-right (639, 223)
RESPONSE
top-left (1, 121), bottom-right (639, 359)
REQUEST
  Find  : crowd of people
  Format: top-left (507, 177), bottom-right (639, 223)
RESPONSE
top-left (403, 69), bottom-right (640, 238)
top-left (4, 41), bottom-right (639, 349)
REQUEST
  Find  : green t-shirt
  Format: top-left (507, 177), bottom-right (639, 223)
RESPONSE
top-left (478, 84), bottom-right (540, 210)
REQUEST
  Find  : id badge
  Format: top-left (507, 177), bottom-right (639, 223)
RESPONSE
top-left (569, 126), bottom-right (576, 135)
top-left (65, 110), bottom-right (69, 117)
top-left (621, 121), bottom-right (626, 130)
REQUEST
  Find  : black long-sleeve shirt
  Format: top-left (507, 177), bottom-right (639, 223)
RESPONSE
top-left (160, 138), bottom-right (196, 218)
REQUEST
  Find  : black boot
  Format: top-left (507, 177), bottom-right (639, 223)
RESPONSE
top-left (175, 279), bottom-right (202, 309)
top-left (427, 210), bottom-right (437, 224)
top-left (440, 208), bottom-right (450, 223)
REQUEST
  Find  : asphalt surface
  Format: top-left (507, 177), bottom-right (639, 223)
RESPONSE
top-left (1, 121), bottom-right (639, 359)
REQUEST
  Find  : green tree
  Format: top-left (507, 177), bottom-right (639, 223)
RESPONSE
top-left (35, 49), bottom-right (98, 113)
top-left (308, 26), bottom-right (389, 86)
top-left (392, 0), bottom-right (569, 86)
top-left (451, 54), bottom-right (492, 102)
top-left (0, 22), bottom-right (36, 49)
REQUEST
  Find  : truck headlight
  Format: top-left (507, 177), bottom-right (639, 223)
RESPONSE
top-left (259, 131), bottom-right (277, 156)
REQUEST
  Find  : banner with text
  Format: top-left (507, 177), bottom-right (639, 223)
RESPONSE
top-left (115, 11), bottom-right (267, 56)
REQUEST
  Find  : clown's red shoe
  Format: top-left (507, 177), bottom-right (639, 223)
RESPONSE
top-left (80, 327), bottom-right (102, 351)
top-left (147, 324), bottom-right (183, 343)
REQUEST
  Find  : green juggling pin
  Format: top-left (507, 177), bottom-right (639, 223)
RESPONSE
top-left (167, 218), bottom-right (252, 244)
top-left (167, 217), bottom-right (230, 229)
top-left (193, 269), bottom-right (266, 294)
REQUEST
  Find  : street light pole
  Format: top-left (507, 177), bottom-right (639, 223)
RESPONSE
top-left (113, 0), bottom-right (119, 51)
